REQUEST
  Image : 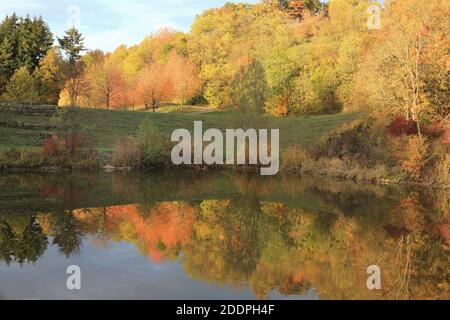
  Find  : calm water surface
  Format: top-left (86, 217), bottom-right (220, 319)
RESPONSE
top-left (0, 171), bottom-right (448, 300)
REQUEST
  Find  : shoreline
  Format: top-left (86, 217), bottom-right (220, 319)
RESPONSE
top-left (1, 164), bottom-right (448, 190)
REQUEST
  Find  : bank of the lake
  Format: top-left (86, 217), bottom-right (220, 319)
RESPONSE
top-left (1, 105), bottom-right (448, 188)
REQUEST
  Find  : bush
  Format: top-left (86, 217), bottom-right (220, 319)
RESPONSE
top-left (441, 126), bottom-right (450, 146)
top-left (281, 146), bottom-right (313, 173)
top-left (388, 116), bottom-right (445, 139)
top-left (393, 136), bottom-right (429, 179)
top-left (1, 67), bottom-right (39, 104)
top-left (186, 94), bottom-right (208, 106)
top-left (432, 153), bottom-right (450, 185)
top-left (22, 151), bottom-right (44, 167)
top-left (422, 120), bottom-right (445, 138)
top-left (137, 118), bottom-right (170, 167)
top-left (311, 120), bottom-right (387, 166)
top-left (281, 146), bottom-right (389, 182)
top-left (40, 131), bottom-right (98, 169)
top-left (74, 149), bottom-right (99, 170)
top-left (423, 141), bottom-right (450, 185)
top-left (65, 131), bottom-right (90, 158)
top-left (137, 118), bottom-right (162, 150)
top-left (387, 115), bottom-right (418, 136)
top-left (4, 148), bottom-right (21, 161)
top-left (0, 149), bottom-right (44, 168)
top-left (141, 145), bottom-right (169, 167)
top-left (42, 135), bottom-right (63, 157)
top-left (112, 137), bottom-right (141, 168)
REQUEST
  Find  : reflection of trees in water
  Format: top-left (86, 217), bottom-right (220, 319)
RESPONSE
top-left (394, 235), bottom-right (413, 300)
top-left (0, 173), bottom-right (448, 299)
top-left (0, 216), bottom-right (48, 265)
top-left (223, 197), bottom-right (262, 278)
top-left (52, 211), bottom-right (84, 257)
top-left (101, 202), bottom-right (196, 262)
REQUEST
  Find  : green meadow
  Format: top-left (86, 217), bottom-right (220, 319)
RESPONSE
top-left (0, 106), bottom-right (358, 153)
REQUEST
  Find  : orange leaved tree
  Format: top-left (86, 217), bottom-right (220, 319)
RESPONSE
top-left (167, 52), bottom-right (202, 111)
top-left (133, 63), bottom-right (174, 112)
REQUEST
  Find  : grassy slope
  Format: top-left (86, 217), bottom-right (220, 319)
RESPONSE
top-left (0, 108), bottom-right (359, 153)
top-left (155, 104), bottom-right (212, 113)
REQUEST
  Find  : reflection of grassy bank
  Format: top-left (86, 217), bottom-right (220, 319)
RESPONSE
top-left (0, 172), bottom-right (341, 215)
top-left (0, 170), bottom-right (445, 217)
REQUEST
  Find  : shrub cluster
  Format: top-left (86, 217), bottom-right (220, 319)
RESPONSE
top-left (282, 117), bottom-right (449, 186)
top-left (1, 130), bottom-right (98, 170)
top-left (112, 118), bottom-right (171, 169)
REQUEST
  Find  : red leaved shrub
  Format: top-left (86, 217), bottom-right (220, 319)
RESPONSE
top-left (387, 115), bottom-right (418, 136)
top-left (388, 115), bottom-right (448, 140)
top-left (42, 135), bottom-right (63, 157)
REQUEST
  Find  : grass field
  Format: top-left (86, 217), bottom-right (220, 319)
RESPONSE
top-left (0, 106), bottom-right (359, 153)
top-left (155, 104), bottom-right (213, 114)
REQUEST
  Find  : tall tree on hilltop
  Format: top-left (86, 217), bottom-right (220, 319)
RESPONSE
top-left (0, 14), bottom-right (19, 92)
top-left (16, 16), bottom-right (53, 71)
top-left (58, 28), bottom-right (86, 107)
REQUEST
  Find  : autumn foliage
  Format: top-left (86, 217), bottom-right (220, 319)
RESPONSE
top-left (133, 63), bottom-right (174, 111)
top-left (105, 203), bottom-right (196, 262)
top-left (388, 116), bottom-right (419, 136)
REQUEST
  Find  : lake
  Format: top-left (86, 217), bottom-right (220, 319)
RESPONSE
top-left (0, 171), bottom-right (448, 300)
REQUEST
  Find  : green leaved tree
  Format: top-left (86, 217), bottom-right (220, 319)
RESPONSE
top-left (2, 66), bottom-right (38, 104)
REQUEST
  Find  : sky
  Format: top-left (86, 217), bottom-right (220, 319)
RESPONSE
top-left (0, 0), bottom-right (259, 52)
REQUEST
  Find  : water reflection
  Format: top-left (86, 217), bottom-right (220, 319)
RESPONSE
top-left (0, 172), bottom-right (448, 299)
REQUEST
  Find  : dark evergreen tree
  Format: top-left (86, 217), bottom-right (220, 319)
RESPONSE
top-left (0, 14), bottom-right (19, 91)
top-left (58, 27), bottom-right (85, 63)
top-left (58, 28), bottom-right (86, 106)
top-left (0, 14), bottom-right (53, 93)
